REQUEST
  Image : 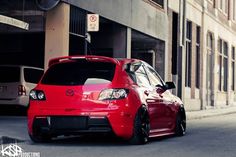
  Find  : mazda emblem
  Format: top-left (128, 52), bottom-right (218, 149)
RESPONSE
top-left (66, 89), bottom-right (74, 96)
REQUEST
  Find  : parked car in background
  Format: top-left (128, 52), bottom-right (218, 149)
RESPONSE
top-left (28, 55), bottom-right (186, 144)
top-left (0, 65), bottom-right (44, 107)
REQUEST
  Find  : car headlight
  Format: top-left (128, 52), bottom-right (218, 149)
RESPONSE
top-left (29, 90), bottom-right (46, 100)
top-left (98, 89), bottom-right (129, 101)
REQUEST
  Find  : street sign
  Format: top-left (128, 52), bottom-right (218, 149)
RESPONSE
top-left (87, 14), bottom-right (99, 32)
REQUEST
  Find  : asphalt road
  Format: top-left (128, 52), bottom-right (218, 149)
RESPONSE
top-left (1, 113), bottom-right (236, 157)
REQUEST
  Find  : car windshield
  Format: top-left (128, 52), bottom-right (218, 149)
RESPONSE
top-left (41, 60), bottom-right (116, 85)
top-left (0, 66), bottom-right (20, 83)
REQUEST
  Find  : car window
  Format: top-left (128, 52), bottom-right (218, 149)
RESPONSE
top-left (41, 60), bottom-right (116, 85)
top-left (0, 66), bottom-right (20, 83)
top-left (145, 66), bottom-right (163, 87)
top-left (125, 62), bottom-right (151, 87)
top-left (136, 73), bottom-right (151, 88)
top-left (127, 63), bottom-right (151, 87)
top-left (24, 68), bottom-right (44, 84)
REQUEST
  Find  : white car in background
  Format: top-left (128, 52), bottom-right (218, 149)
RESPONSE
top-left (0, 65), bottom-right (44, 107)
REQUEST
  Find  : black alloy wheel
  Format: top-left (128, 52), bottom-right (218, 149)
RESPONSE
top-left (129, 106), bottom-right (150, 145)
top-left (175, 113), bottom-right (186, 136)
top-left (29, 132), bottom-right (52, 143)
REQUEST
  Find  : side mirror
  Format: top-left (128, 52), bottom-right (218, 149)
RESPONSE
top-left (155, 84), bottom-right (165, 93)
top-left (165, 82), bottom-right (176, 90)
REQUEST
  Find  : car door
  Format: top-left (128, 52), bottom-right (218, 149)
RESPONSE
top-left (144, 64), bottom-right (175, 130)
top-left (128, 62), bottom-right (162, 131)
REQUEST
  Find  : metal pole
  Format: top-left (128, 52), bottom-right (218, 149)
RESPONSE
top-left (84, 12), bottom-right (88, 55)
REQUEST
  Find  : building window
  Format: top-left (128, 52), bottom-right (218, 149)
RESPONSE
top-left (196, 26), bottom-right (201, 88)
top-left (207, 33), bottom-right (214, 93)
top-left (218, 39), bottom-right (228, 92)
top-left (219, 0), bottom-right (223, 10)
top-left (149, 0), bottom-right (164, 8)
top-left (232, 46), bottom-right (235, 91)
top-left (233, 0), bottom-right (236, 20)
top-left (225, 0), bottom-right (228, 14)
top-left (185, 21), bottom-right (192, 87)
top-left (69, 6), bottom-right (86, 36)
top-left (219, 0), bottom-right (228, 14)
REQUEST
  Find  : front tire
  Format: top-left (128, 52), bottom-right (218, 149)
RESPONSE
top-left (129, 106), bottom-right (150, 145)
top-left (175, 112), bottom-right (186, 136)
top-left (29, 133), bottom-right (51, 143)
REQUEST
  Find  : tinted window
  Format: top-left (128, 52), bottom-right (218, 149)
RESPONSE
top-left (0, 66), bottom-right (20, 83)
top-left (41, 60), bottom-right (116, 85)
top-left (24, 68), bottom-right (44, 84)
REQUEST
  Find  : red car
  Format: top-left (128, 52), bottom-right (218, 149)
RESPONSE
top-left (28, 55), bottom-right (186, 144)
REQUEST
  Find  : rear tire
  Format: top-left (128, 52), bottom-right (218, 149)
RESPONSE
top-left (129, 106), bottom-right (150, 145)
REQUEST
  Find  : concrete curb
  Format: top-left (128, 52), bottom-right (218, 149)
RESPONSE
top-left (186, 106), bottom-right (236, 120)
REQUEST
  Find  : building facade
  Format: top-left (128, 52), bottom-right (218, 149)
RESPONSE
top-left (0, 0), bottom-right (236, 111)
top-left (168, 0), bottom-right (236, 110)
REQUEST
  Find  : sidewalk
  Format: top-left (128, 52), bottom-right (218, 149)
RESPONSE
top-left (186, 106), bottom-right (236, 120)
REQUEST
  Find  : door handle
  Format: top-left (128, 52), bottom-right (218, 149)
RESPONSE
top-left (146, 99), bottom-right (155, 103)
top-left (146, 99), bottom-right (163, 103)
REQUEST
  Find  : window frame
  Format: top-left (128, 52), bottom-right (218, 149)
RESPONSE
top-left (218, 0), bottom-right (229, 15)
top-left (218, 38), bottom-right (228, 92)
top-left (196, 26), bottom-right (201, 88)
top-left (233, 0), bottom-right (236, 21)
top-left (231, 46), bottom-right (236, 91)
top-left (185, 20), bottom-right (192, 87)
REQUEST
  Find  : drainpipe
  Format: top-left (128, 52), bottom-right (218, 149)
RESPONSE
top-left (201, 0), bottom-right (206, 110)
top-left (177, 0), bottom-right (186, 103)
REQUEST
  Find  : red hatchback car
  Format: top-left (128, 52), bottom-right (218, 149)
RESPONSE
top-left (28, 55), bottom-right (186, 144)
